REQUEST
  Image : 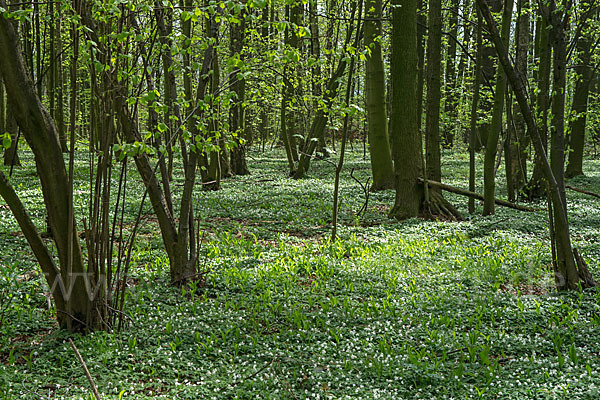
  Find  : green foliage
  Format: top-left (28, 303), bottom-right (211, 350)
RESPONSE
top-left (1, 149), bottom-right (600, 398)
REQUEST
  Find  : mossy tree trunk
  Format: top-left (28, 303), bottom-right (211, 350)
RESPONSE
top-left (364, 0), bottom-right (394, 190)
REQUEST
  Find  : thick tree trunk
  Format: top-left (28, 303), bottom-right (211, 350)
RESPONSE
top-left (389, 0), bottom-right (422, 219)
top-left (0, 7), bottom-right (97, 331)
top-left (483, 0), bottom-right (513, 215)
top-left (364, 0), bottom-right (394, 190)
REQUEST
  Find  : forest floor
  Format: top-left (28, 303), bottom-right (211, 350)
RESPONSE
top-left (1, 147), bottom-right (600, 399)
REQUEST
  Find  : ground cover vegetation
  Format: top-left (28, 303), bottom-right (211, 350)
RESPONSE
top-left (2, 0), bottom-right (600, 398)
top-left (1, 150), bottom-right (600, 399)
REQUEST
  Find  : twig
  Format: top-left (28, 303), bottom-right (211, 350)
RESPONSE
top-left (230, 356), bottom-right (278, 388)
top-left (68, 338), bottom-right (102, 400)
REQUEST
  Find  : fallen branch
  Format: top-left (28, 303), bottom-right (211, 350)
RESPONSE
top-left (566, 185), bottom-right (600, 200)
top-left (69, 338), bottom-right (102, 400)
top-left (417, 178), bottom-right (541, 212)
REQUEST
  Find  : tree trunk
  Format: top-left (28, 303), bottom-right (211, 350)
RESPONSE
top-left (483, 0), bottom-right (513, 215)
top-left (389, 0), bottom-right (422, 219)
top-left (565, 24), bottom-right (594, 178)
top-left (477, 0), bottom-right (503, 150)
top-left (364, 0), bottom-right (394, 190)
top-left (424, 0), bottom-right (442, 186)
top-left (0, 78), bottom-right (4, 134)
top-left (416, 0), bottom-right (426, 136)
top-left (0, 7), bottom-right (99, 331)
top-left (525, 10), bottom-right (551, 200)
top-left (294, 3), bottom-right (357, 179)
top-left (476, 0), bottom-right (595, 290)
top-left (443, 0), bottom-right (459, 148)
top-left (230, 4), bottom-right (250, 176)
top-left (309, 0), bottom-right (327, 156)
top-left (468, 9), bottom-right (483, 214)
top-left (3, 98), bottom-right (20, 167)
top-left (506, 0), bottom-right (529, 199)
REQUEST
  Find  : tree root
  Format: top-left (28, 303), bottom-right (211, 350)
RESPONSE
top-left (420, 190), bottom-right (465, 222)
top-left (574, 248), bottom-right (598, 289)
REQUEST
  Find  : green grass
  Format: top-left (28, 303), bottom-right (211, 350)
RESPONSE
top-left (1, 146), bottom-right (600, 399)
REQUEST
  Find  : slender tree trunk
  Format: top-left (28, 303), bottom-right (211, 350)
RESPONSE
top-left (507, 0), bottom-right (529, 199)
top-left (565, 25), bottom-right (594, 178)
top-left (285, 4), bottom-right (300, 161)
top-left (443, 0), bottom-right (459, 147)
top-left (0, 78), bottom-right (4, 134)
top-left (424, 0), bottom-right (442, 185)
top-left (309, 0), bottom-right (327, 156)
top-left (469, 10), bottom-right (483, 214)
top-left (294, 3), bottom-right (357, 179)
top-left (476, 0), bottom-right (595, 290)
top-left (483, 0), bottom-right (513, 215)
top-left (230, 4), bottom-right (250, 176)
top-left (364, 0), bottom-right (394, 190)
top-left (525, 10), bottom-right (551, 199)
top-left (477, 0), bottom-right (503, 150)
top-left (416, 0), bottom-right (426, 135)
top-left (3, 98), bottom-right (20, 167)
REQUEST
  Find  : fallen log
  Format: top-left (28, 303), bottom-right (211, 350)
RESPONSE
top-left (566, 185), bottom-right (600, 200)
top-left (417, 178), bottom-right (541, 212)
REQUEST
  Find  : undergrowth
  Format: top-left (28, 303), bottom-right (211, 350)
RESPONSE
top-left (1, 148), bottom-right (600, 399)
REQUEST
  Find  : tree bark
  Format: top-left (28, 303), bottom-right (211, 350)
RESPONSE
top-left (364, 0), bottom-right (394, 190)
top-left (0, 5), bottom-right (95, 331)
top-left (565, 23), bottom-right (594, 178)
top-left (229, 4), bottom-right (250, 176)
top-left (525, 10), bottom-right (551, 199)
top-left (483, 0), bottom-right (513, 215)
top-left (389, 0), bottom-right (422, 219)
top-left (506, 0), bottom-right (529, 200)
top-left (443, 0), bottom-right (459, 148)
top-left (424, 0), bottom-right (442, 186)
top-left (468, 9), bottom-right (483, 214)
top-left (476, 0), bottom-right (595, 290)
